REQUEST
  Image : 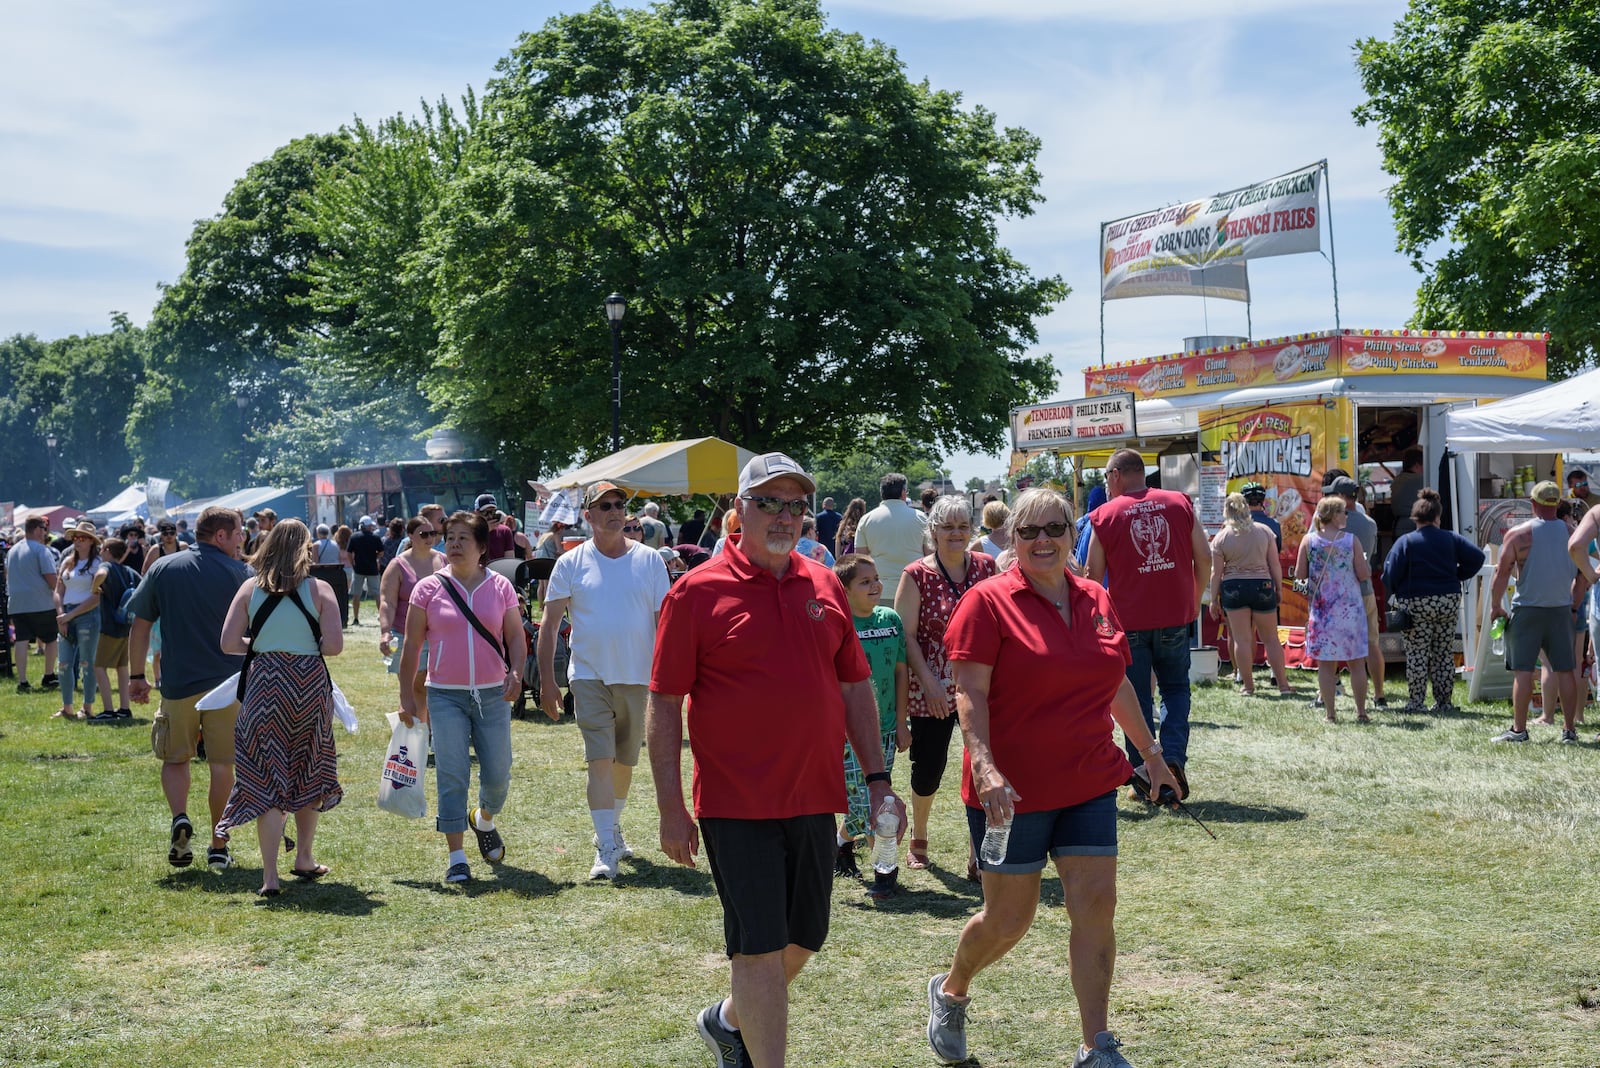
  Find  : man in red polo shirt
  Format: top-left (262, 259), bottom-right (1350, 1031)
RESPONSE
top-left (649, 452), bottom-right (906, 1068)
top-left (1086, 448), bottom-right (1211, 799)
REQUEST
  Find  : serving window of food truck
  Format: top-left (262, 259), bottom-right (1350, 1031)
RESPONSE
top-left (1082, 329), bottom-right (1549, 661)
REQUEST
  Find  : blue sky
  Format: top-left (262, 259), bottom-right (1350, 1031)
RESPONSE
top-left (0, 0), bottom-right (1419, 484)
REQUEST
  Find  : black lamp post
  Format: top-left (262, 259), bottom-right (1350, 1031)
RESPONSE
top-left (44, 431), bottom-right (57, 504)
top-left (605, 293), bottom-right (627, 452)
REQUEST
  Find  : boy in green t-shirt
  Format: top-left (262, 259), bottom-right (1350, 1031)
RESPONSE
top-left (833, 553), bottom-right (908, 899)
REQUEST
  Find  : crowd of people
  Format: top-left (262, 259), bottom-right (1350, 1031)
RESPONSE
top-left (5, 448), bottom-right (1593, 1067)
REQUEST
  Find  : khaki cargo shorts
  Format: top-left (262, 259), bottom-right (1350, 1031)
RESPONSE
top-left (151, 690), bottom-right (238, 765)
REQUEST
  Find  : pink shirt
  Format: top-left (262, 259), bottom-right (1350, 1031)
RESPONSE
top-left (409, 570), bottom-right (519, 689)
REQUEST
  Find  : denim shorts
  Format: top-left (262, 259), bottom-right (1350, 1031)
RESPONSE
top-left (1219, 578), bottom-right (1278, 613)
top-left (966, 789), bottom-right (1118, 874)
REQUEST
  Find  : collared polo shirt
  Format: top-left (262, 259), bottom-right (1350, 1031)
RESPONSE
top-left (651, 534), bottom-right (870, 819)
top-left (127, 542), bottom-right (251, 700)
top-left (944, 565), bottom-right (1133, 813)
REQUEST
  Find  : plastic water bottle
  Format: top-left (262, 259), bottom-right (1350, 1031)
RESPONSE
top-left (1489, 617), bottom-right (1507, 657)
top-left (870, 798), bottom-right (899, 874)
top-left (979, 790), bottom-right (1018, 867)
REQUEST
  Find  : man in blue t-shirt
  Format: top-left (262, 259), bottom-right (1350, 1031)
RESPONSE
top-left (127, 506), bottom-right (251, 873)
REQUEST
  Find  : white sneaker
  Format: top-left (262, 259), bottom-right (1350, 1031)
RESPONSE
top-left (592, 829), bottom-right (633, 860)
top-left (589, 845), bottom-right (620, 880)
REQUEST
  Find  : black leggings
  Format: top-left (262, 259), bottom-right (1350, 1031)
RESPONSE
top-left (908, 714), bottom-right (960, 797)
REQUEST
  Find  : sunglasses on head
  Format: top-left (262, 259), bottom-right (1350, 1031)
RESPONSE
top-left (1015, 521), bottom-right (1069, 540)
top-left (591, 499), bottom-right (627, 512)
top-left (741, 495), bottom-right (807, 517)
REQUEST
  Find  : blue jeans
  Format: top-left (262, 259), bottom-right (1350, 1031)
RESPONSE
top-left (427, 685), bottom-right (512, 835)
top-left (1124, 624), bottom-right (1191, 768)
top-left (59, 607), bottom-right (101, 710)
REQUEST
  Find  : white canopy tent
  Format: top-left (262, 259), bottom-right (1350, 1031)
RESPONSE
top-left (1444, 365), bottom-right (1600, 453)
top-left (1443, 368), bottom-right (1600, 701)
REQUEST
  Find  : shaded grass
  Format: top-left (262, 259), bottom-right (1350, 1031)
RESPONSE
top-left (1, 638), bottom-right (1598, 1066)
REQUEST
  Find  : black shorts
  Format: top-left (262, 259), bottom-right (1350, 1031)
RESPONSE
top-left (700, 814), bottom-right (834, 957)
top-left (1219, 578), bottom-right (1279, 613)
top-left (11, 610), bottom-right (59, 643)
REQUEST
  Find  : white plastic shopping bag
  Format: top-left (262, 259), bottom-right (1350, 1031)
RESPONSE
top-left (195, 673), bottom-right (241, 711)
top-left (330, 682), bottom-right (358, 734)
top-left (377, 710), bottom-right (428, 819)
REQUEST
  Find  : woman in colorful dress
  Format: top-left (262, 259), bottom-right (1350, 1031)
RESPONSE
top-left (894, 495), bottom-right (997, 876)
top-left (217, 519), bottom-right (344, 896)
top-left (1294, 496), bottom-right (1371, 722)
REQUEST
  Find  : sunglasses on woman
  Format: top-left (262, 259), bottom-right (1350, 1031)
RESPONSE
top-left (415, 530), bottom-right (438, 539)
top-left (740, 495), bottom-right (807, 517)
top-left (1015, 521), bottom-right (1069, 540)
top-left (623, 525), bottom-right (643, 533)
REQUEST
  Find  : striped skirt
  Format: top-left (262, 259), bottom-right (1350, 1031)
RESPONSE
top-left (217, 652), bottom-right (343, 835)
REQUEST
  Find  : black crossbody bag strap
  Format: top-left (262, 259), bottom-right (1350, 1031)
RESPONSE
top-left (442, 576), bottom-right (509, 671)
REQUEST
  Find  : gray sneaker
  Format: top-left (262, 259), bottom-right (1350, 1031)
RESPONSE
top-left (695, 1001), bottom-right (752, 1068)
top-left (1492, 726), bottom-right (1530, 743)
top-left (1074, 1030), bottom-right (1136, 1068)
top-left (926, 973), bottom-right (969, 1064)
top-left (1560, 728), bottom-right (1579, 744)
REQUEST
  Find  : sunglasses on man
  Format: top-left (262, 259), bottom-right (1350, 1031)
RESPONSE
top-left (740, 495), bottom-right (807, 517)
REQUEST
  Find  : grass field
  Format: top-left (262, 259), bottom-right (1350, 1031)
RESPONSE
top-left (2, 626), bottom-right (1598, 1067)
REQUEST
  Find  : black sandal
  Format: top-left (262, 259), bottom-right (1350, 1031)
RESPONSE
top-left (471, 820), bottom-right (505, 863)
top-left (291, 864), bottom-right (330, 881)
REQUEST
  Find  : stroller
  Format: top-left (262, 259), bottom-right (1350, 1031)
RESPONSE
top-left (507, 558), bottom-right (573, 720)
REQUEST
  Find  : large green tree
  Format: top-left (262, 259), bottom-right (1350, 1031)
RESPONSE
top-left (428, 0), bottom-right (1065, 478)
top-left (0, 316), bottom-right (144, 508)
top-left (1354, 0), bottom-right (1600, 376)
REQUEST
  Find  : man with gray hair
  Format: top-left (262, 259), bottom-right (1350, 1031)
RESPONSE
top-left (853, 473), bottom-right (928, 606)
top-left (638, 501), bottom-right (669, 549)
top-left (650, 452), bottom-right (904, 1068)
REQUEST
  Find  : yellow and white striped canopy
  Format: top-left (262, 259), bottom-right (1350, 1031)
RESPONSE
top-left (543, 437), bottom-right (757, 498)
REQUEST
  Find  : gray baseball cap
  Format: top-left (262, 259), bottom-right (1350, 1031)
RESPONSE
top-left (738, 452), bottom-right (815, 496)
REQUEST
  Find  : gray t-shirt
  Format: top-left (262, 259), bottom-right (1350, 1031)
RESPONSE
top-left (5, 539), bottom-right (59, 614)
top-left (1343, 507), bottom-right (1378, 597)
top-left (127, 542), bottom-right (251, 699)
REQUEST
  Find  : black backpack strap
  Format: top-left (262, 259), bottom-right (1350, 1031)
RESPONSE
top-left (286, 586), bottom-right (323, 649)
top-left (441, 575), bottom-right (509, 670)
top-left (236, 593), bottom-right (285, 701)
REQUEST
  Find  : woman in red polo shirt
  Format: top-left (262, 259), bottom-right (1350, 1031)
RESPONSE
top-left (924, 488), bottom-right (1179, 1068)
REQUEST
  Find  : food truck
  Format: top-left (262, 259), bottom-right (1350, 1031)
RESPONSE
top-left (1022, 328), bottom-right (1549, 661)
top-left (306, 459), bottom-right (507, 529)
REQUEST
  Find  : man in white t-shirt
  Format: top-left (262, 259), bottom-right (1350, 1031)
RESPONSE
top-left (539, 479), bottom-right (671, 880)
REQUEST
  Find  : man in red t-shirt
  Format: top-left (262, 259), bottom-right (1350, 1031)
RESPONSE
top-left (1086, 448), bottom-right (1211, 797)
top-left (648, 452), bottom-right (906, 1068)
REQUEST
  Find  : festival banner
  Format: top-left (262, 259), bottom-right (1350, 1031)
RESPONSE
top-left (1100, 162), bottom-right (1322, 302)
top-left (1085, 330), bottom-right (1548, 399)
top-left (1010, 392), bottom-right (1137, 452)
